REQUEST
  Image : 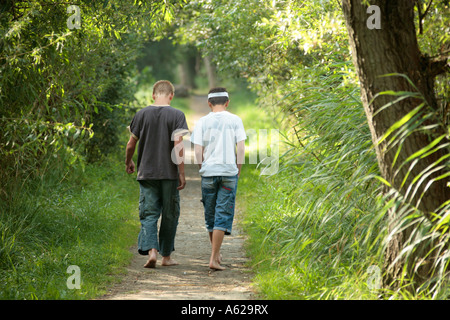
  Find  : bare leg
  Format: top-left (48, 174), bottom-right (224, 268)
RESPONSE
top-left (209, 231), bottom-right (222, 263)
top-left (144, 248), bottom-right (158, 268)
top-left (209, 230), bottom-right (226, 270)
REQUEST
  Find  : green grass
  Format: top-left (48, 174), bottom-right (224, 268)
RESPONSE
top-left (0, 81), bottom-right (394, 300)
top-left (0, 160), bottom-right (140, 299)
top-left (237, 164), bottom-right (383, 299)
top-left (230, 82), bottom-right (389, 299)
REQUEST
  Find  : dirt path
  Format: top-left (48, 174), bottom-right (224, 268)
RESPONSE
top-left (101, 95), bottom-right (254, 300)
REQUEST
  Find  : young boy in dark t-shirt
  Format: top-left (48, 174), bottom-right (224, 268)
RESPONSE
top-left (125, 80), bottom-right (189, 268)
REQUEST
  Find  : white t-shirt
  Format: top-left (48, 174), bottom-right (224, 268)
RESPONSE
top-left (190, 111), bottom-right (247, 177)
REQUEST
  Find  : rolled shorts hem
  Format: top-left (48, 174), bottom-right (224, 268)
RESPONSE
top-left (206, 226), bottom-right (232, 235)
top-left (138, 249), bottom-right (150, 256)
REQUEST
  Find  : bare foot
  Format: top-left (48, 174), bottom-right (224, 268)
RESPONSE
top-left (144, 250), bottom-right (157, 268)
top-left (161, 256), bottom-right (179, 266)
top-left (209, 259), bottom-right (226, 271)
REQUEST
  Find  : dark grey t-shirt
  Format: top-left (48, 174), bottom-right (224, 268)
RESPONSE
top-left (129, 105), bottom-right (189, 180)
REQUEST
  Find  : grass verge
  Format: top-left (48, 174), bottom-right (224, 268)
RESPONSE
top-left (0, 160), bottom-right (140, 299)
top-left (232, 86), bottom-right (384, 299)
top-left (237, 164), bottom-right (382, 299)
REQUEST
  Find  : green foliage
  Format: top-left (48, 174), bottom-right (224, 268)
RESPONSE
top-left (0, 0), bottom-right (185, 299)
top-left (0, 161), bottom-right (139, 299)
top-left (237, 70), bottom-right (385, 299)
top-left (1, 0), bottom-right (448, 300)
top-left (415, 0), bottom-right (450, 124)
top-left (174, 0), bottom-right (350, 97)
top-left (135, 38), bottom-right (198, 85)
top-left (173, 0), bottom-right (449, 299)
top-left (0, 0), bottom-right (185, 194)
top-left (179, 1), bottom-right (383, 297)
top-left (370, 82), bottom-right (450, 297)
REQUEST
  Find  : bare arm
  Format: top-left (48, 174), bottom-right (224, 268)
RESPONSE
top-left (194, 143), bottom-right (204, 170)
top-left (125, 136), bottom-right (137, 174)
top-left (236, 140), bottom-right (245, 177)
top-left (174, 135), bottom-right (186, 190)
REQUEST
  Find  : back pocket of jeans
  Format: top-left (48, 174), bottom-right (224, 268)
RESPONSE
top-left (221, 178), bottom-right (236, 214)
top-left (221, 176), bottom-right (237, 191)
top-left (201, 176), bottom-right (214, 189)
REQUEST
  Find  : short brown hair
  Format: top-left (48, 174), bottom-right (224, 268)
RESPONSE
top-left (153, 80), bottom-right (175, 97)
top-left (208, 87), bottom-right (229, 106)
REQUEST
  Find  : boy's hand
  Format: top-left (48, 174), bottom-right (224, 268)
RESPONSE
top-left (177, 173), bottom-right (186, 190)
top-left (126, 160), bottom-right (135, 174)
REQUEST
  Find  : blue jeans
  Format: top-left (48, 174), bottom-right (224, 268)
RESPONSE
top-left (137, 180), bottom-right (180, 257)
top-left (201, 175), bottom-right (239, 235)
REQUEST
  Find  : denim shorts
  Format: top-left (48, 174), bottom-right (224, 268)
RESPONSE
top-left (201, 175), bottom-right (239, 235)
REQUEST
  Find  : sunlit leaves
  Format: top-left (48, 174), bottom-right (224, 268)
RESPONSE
top-left (0, 0), bottom-right (185, 192)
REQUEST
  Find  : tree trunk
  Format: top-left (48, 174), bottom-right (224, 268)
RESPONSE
top-left (341, 0), bottom-right (450, 290)
top-left (178, 61), bottom-right (195, 89)
top-left (204, 55), bottom-right (218, 88)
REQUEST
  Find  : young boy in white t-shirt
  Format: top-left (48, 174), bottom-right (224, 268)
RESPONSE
top-left (190, 87), bottom-right (246, 270)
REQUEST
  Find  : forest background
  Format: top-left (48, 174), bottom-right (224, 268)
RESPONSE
top-left (0, 0), bottom-right (449, 299)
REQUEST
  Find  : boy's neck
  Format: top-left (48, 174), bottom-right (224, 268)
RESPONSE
top-left (210, 105), bottom-right (227, 113)
top-left (152, 95), bottom-right (173, 106)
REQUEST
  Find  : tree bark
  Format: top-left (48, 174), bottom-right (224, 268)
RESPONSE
top-left (341, 0), bottom-right (450, 290)
top-left (178, 61), bottom-right (195, 89)
top-left (204, 54), bottom-right (218, 88)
